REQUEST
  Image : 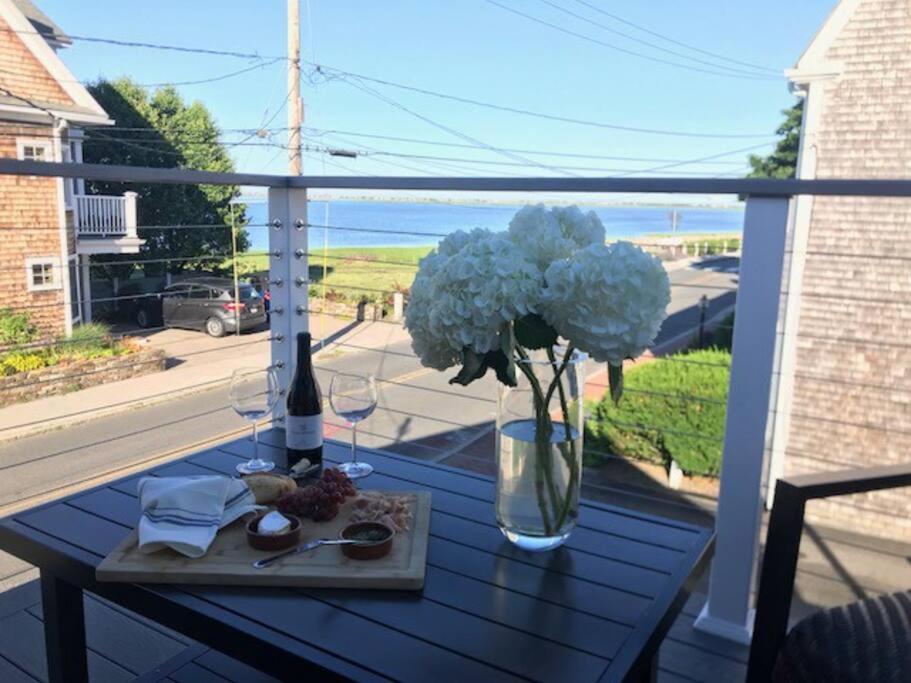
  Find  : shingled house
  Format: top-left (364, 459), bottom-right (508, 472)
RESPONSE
top-left (0, 0), bottom-right (141, 338)
top-left (768, 0), bottom-right (911, 539)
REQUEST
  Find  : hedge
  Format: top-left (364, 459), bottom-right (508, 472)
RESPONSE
top-left (585, 348), bottom-right (731, 477)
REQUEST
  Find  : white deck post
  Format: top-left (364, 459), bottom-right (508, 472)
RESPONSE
top-left (123, 191), bottom-right (138, 239)
top-left (694, 195), bottom-right (791, 644)
top-left (267, 187), bottom-right (309, 425)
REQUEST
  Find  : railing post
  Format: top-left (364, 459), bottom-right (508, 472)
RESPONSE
top-left (123, 191), bottom-right (138, 239)
top-left (694, 195), bottom-right (791, 644)
top-left (267, 187), bottom-right (308, 426)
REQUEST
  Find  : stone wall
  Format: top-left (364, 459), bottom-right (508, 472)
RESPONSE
top-left (784, 0), bottom-right (911, 540)
top-left (0, 348), bottom-right (167, 407)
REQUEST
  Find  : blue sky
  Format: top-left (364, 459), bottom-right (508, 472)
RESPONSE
top-left (39, 0), bottom-right (834, 184)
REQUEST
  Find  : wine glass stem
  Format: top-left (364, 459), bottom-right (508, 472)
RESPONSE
top-left (351, 422), bottom-right (358, 464)
top-left (252, 421), bottom-right (259, 462)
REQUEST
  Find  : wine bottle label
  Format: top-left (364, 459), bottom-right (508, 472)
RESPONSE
top-left (286, 414), bottom-right (323, 449)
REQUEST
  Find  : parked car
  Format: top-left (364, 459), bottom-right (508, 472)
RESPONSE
top-left (160, 277), bottom-right (267, 337)
top-left (245, 273), bottom-right (272, 315)
top-left (118, 279), bottom-right (164, 329)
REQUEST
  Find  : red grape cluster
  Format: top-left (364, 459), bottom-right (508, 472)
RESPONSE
top-left (276, 468), bottom-right (357, 522)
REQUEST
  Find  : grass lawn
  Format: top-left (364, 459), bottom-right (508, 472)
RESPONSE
top-left (233, 246), bottom-right (432, 303)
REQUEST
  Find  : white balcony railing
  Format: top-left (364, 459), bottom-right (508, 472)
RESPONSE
top-left (73, 191), bottom-right (138, 238)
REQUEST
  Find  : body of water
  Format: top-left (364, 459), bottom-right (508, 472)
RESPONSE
top-left (243, 201), bottom-right (744, 251)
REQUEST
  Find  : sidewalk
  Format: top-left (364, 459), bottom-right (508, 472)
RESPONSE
top-left (0, 312), bottom-right (403, 442)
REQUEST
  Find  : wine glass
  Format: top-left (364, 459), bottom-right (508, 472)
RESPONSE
top-left (329, 373), bottom-right (378, 479)
top-left (230, 367), bottom-right (280, 475)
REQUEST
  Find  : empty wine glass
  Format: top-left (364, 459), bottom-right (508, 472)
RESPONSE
top-left (329, 373), bottom-right (378, 479)
top-left (230, 367), bottom-right (280, 475)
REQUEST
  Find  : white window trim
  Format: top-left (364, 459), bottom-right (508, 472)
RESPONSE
top-left (68, 254), bottom-right (82, 324)
top-left (16, 138), bottom-right (53, 162)
top-left (25, 256), bottom-right (62, 292)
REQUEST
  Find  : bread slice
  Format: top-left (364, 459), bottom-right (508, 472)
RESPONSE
top-left (242, 473), bottom-right (297, 504)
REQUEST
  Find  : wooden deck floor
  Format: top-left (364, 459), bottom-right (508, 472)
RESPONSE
top-left (0, 579), bottom-right (745, 682)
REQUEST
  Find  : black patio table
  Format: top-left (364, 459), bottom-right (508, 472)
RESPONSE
top-left (0, 428), bottom-right (713, 683)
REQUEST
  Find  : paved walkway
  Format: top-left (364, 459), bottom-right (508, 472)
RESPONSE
top-left (0, 313), bottom-right (386, 442)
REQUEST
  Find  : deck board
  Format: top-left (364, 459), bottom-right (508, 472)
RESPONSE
top-left (26, 594), bottom-right (188, 676)
top-left (0, 577), bottom-right (754, 682)
top-left (0, 610), bottom-right (134, 683)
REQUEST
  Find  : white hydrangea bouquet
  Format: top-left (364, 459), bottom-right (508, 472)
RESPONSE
top-left (405, 205), bottom-right (670, 547)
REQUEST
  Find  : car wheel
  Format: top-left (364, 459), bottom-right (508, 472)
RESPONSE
top-left (205, 317), bottom-right (226, 338)
top-left (136, 308), bottom-right (150, 328)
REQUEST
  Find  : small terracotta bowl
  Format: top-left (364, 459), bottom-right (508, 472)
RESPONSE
top-left (339, 522), bottom-right (395, 561)
top-left (246, 512), bottom-right (302, 551)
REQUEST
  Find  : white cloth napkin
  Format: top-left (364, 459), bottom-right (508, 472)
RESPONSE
top-left (137, 476), bottom-right (260, 558)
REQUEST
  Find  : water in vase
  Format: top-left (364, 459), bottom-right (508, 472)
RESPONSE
top-left (496, 418), bottom-right (582, 551)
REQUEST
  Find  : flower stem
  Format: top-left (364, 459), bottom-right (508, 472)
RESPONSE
top-left (546, 346), bottom-right (580, 531)
top-left (515, 348), bottom-right (557, 536)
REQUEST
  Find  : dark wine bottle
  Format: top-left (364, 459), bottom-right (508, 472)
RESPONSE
top-left (285, 332), bottom-right (323, 475)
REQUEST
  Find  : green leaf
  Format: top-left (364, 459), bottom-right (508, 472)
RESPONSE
top-left (608, 363), bottom-right (624, 405)
top-left (449, 348), bottom-right (488, 386)
top-left (514, 314), bottom-right (558, 350)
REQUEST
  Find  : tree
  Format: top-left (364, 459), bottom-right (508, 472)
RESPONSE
top-left (747, 100), bottom-right (803, 179)
top-left (83, 78), bottom-right (249, 280)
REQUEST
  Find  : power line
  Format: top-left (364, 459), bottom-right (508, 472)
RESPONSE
top-left (335, 72), bottom-right (580, 177)
top-left (0, 60), bottom-right (282, 90)
top-left (570, 0), bottom-right (780, 75)
top-left (304, 127), bottom-right (765, 165)
top-left (0, 25), bottom-right (286, 61)
top-left (2, 23), bottom-right (775, 139)
top-left (539, 0), bottom-right (776, 77)
top-left (309, 63), bottom-right (773, 139)
top-left (487, 0), bottom-right (780, 82)
top-left (354, 148), bottom-right (759, 176)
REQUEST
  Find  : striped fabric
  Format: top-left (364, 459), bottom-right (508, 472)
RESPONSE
top-left (137, 476), bottom-right (260, 558)
top-left (773, 590), bottom-right (911, 682)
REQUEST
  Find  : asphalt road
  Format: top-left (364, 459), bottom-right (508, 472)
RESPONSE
top-left (0, 257), bottom-right (739, 512)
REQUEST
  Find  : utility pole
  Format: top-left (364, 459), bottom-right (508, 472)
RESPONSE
top-left (287, 0), bottom-right (302, 175)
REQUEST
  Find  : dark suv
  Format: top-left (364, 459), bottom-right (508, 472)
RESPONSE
top-left (161, 277), bottom-right (267, 337)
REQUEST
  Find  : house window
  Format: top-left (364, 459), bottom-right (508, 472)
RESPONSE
top-left (17, 139), bottom-right (53, 162)
top-left (25, 257), bottom-right (61, 292)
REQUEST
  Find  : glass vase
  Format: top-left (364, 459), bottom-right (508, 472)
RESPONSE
top-left (496, 346), bottom-right (585, 552)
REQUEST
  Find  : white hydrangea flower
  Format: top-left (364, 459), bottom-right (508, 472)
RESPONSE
top-left (405, 229), bottom-right (542, 368)
top-left (507, 204), bottom-right (606, 270)
top-left (540, 241), bottom-right (670, 364)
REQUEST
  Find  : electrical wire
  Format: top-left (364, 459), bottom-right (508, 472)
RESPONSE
top-left (569, 0), bottom-right (780, 75)
top-left (304, 127), bottom-right (764, 165)
top-left (309, 63), bottom-right (773, 139)
top-left (334, 73), bottom-right (580, 178)
top-left (538, 0), bottom-right (777, 78)
top-left (487, 0), bottom-right (780, 82)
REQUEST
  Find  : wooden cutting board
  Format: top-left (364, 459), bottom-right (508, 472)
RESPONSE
top-left (96, 491), bottom-right (431, 590)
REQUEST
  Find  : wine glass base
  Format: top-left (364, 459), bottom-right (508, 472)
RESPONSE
top-left (236, 460), bottom-right (275, 475)
top-left (337, 461), bottom-right (373, 479)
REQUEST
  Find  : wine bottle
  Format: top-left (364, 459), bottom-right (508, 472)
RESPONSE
top-left (285, 332), bottom-right (322, 475)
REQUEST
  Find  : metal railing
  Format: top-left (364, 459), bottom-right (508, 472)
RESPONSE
top-left (2, 157), bottom-right (911, 649)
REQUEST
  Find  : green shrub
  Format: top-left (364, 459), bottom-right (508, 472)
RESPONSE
top-left (711, 313), bottom-right (735, 352)
top-left (1, 352), bottom-right (47, 375)
top-left (0, 308), bottom-right (37, 346)
top-left (585, 348), bottom-right (731, 477)
top-left (58, 322), bottom-right (113, 358)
